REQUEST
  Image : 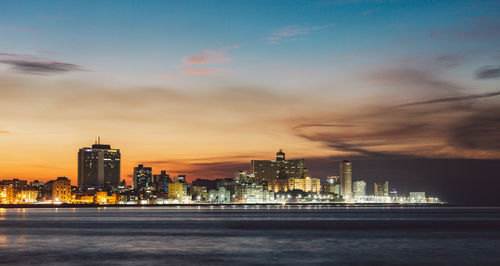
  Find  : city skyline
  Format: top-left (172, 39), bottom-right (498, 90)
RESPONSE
top-left (0, 1), bottom-right (500, 205)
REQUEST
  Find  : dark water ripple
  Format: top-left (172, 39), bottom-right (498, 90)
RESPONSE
top-left (0, 206), bottom-right (499, 265)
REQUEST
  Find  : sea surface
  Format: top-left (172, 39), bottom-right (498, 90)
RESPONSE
top-left (0, 206), bottom-right (499, 265)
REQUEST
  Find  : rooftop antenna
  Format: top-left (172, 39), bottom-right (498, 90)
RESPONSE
top-left (98, 136), bottom-right (101, 144)
top-left (94, 137), bottom-right (97, 145)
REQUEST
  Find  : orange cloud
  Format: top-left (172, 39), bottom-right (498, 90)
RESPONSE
top-left (181, 45), bottom-right (238, 65)
top-left (182, 68), bottom-right (227, 75)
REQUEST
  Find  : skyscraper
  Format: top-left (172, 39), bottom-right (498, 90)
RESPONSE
top-left (340, 160), bottom-right (352, 201)
top-left (251, 150), bottom-right (305, 185)
top-left (133, 164), bottom-right (152, 191)
top-left (78, 139), bottom-right (121, 188)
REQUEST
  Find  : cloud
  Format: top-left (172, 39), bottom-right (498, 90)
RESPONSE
top-left (182, 45), bottom-right (238, 65)
top-left (292, 123), bottom-right (357, 130)
top-left (475, 65), bottom-right (500, 79)
top-left (397, 91), bottom-right (500, 107)
top-left (0, 130), bottom-right (11, 134)
top-left (433, 55), bottom-right (464, 68)
top-left (265, 24), bottom-right (331, 44)
top-left (0, 53), bottom-right (84, 75)
top-left (449, 108), bottom-right (500, 151)
top-left (182, 68), bottom-right (227, 75)
top-left (180, 46), bottom-right (238, 75)
top-left (368, 67), bottom-right (461, 93)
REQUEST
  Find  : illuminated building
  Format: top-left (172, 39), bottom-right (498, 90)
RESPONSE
top-left (208, 187), bottom-right (230, 203)
top-left (52, 177), bottom-right (72, 203)
top-left (167, 181), bottom-right (188, 201)
top-left (251, 149), bottom-right (305, 185)
top-left (133, 164), bottom-right (152, 191)
top-left (409, 192), bottom-right (426, 203)
top-left (78, 139), bottom-right (121, 188)
top-left (353, 181), bottom-right (366, 197)
top-left (0, 185), bottom-right (15, 204)
top-left (232, 183), bottom-right (273, 203)
top-left (94, 191), bottom-right (117, 204)
top-left (190, 186), bottom-right (208, 201)
top-left (16, 190), bottom-right (38, 203)
top-left (374, 181), bottom-right (389, 197)
top-left (72, 195), bottom-right (94, 204)
top-left (270, 176), bottom-right (321, 193)
top-left (340, 160), bottom-right (352, 201)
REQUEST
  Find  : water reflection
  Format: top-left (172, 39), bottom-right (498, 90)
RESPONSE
top-left (0, 207), bottom-right (498, 265)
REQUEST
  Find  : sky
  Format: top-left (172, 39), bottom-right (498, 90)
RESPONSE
top-left (0, 0), bottom-right (499, 204)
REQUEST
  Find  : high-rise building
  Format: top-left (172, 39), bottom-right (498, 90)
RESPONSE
top-left (353, 180), bottom-right (366, 197)
top-left (251, 150), bottom-right (305, 185)
top-left (133, 164), bottom-right (152, 191)
top-left (153, 170), bottom-right (171, 193)
top-left (374, 181), bottom-right (389, 197)
top-left (340, 160), bottom-right (352, 201)
top-left (78, 139), bottom-right (121, 188)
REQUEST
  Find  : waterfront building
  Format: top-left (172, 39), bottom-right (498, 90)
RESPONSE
top-left (251, 149), bottom-right (306, 185)
top-left (94, 191), bottom-right (117, 204)
top-left (409, 192), bottom-right (426, 203)
top-left (167, 181), bottom-right (188, 201)
top-left (374, 181), bottom-right (389, 197)
top-left (353, 180), bottom-right (366, 197)
top-left (78, 139), bottom-right (121, 188)
top-left (133, 164), bottom-right (152, 191)
top-left (71, 195), bottom-right (95, 204)
top-left (190, 186), bottom-right (208, 201)
top-left (0, 185), bottom-right (15, 204)
top-left (232, 183), bottom-right (273, 203)
top-left (269, 173), bottom-right (321, 193)
top-left (16, 189), bottom-right (38, 203)
top-left (208, 187), bottom-right (230, 203)
top-left (52, 177), bottom-right (72, 203)
top-left (340, 160), bottom-right (352, 201)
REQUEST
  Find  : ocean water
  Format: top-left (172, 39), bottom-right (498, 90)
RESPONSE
top-left (0, 206), bottom-right (499, 265)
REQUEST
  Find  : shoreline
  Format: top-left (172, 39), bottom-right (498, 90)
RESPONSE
top-left (0, 202), bottom-right (455, 209)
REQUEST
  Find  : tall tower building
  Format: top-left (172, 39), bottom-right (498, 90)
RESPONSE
top-left (340, 160), bottom-right (352, 201)
top-left (251, 150), bottom-right (305, 185)
top-left (78, 138), bottom-right (121, 188)
top-left (133, 164), bottom-right (152, 191)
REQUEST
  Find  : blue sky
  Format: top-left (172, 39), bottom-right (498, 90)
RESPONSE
top-left (1, 0), bottom-right (499, 86)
